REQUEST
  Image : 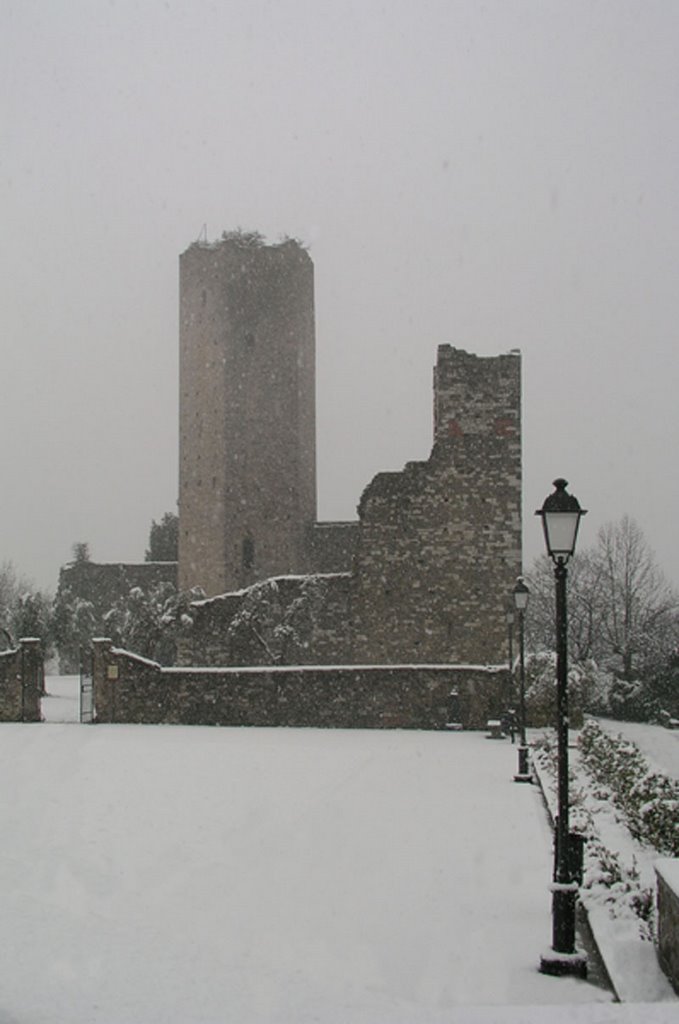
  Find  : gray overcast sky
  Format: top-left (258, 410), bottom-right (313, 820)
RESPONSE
top-left (2, 0), bottom-right (679, 592)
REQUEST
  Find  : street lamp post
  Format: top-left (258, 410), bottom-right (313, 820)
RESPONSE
top-left (506, 610), bottom-right (515, 738)
top-left (506, 610), bottom-right (514, 677)
top-left (512, 577), bottom-right (531, 782)
top-left (536, 478), bottom-right (588, 977)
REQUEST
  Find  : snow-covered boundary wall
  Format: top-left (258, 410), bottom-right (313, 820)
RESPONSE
top-left (0, 639), bottom-right (42, 722)
top-left (656, 860), bottom-right (679, 995)
top-left (91, 639), bottom-right (509, 729)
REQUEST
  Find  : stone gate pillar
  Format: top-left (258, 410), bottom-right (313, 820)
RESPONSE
top-left (19, 638), bottom-right (42, 722)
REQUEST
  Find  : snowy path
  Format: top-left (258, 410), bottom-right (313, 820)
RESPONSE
top-left (42, 674), bottom-right (79, 723)
top-left (597, 718), bottom-right (679, 781)
top-left (0, 718), bottom-right (619, 1023)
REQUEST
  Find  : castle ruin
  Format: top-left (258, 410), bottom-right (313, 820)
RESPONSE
top-left (58, 232), bottom-right (523, 727)
top-left (177, 234), bottom-right (522, 670)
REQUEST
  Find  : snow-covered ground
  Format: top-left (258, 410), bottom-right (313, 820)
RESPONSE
top-left (530, 728), bottom-right (677, 1005)
top-left (42, 674), bottom-right (79, 723)
top-left (4, 681), bottom-right (668, 1022)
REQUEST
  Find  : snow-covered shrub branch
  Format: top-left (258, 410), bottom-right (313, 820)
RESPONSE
top-left (225, 575), bottom-right (331, 665)
top-left (102, 583), bottom-right (205, 666)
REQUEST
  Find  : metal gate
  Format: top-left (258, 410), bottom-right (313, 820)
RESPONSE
top-left (79, 649), bottom-right (94, 723)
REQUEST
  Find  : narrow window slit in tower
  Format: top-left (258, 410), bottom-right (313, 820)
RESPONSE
top-left (242, 536), bottom-right (255, 570)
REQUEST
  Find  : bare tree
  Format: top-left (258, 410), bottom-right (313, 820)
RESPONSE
top-left (525, 550), bottom-right (609, 664)
top-left (597, 516), bottom-right (678, 681)
top-left (525, 517), bottom-right (679, 683)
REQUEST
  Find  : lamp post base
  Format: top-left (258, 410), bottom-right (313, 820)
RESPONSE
top-left (539, 949), bottom-right (588, 978)
top-left (540, 885), bottom-right (587, 977)
top-left (514, 745), bottom-right (532, 782)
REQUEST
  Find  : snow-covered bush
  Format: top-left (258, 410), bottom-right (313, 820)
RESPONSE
top-left (532, 730), bottom-right (655, 938)
top-left (103, 583), bottom-right (204, 666)
top-left (579, 720), bottom-right (679, 856)
top-left (523, 651), bottom-right (587, 727)
top-left (606, 675), bottom-right (660, 722)
top-left (52, 591), bottom-right (97, 673)
top-left (523, 651), bottom-right (641, 724)
top-left (224, 575), bottom-right (332, 665)
top-left (226, 579), bottom-right (284, 664)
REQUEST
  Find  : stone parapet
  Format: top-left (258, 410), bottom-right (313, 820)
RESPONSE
top-left (91, 644), bottom-right (509, 730)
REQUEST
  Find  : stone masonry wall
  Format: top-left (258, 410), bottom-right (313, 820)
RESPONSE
top-left (351, 346), bottom-right (521, 666)
top-left (656, 860), bottom-right (679, 995)
top-left (0, 639), bottom-right (43, 722)
top-left (307, 522), bottom-right (359, 574)
top-left (93, 639), bottom-right (509, 729)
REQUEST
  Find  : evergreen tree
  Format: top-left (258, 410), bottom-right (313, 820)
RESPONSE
top-left (145, 513), bottom-right (178, 562)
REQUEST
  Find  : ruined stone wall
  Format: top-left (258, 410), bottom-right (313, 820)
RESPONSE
top-left (434, 345), bottom-right (520, 443)
top-left (179, 237), bottom-right (316, 597)
top-left (350, 347), bottom-right (521, 666)
top-left (0, 639), bottom-right (42, 722)
top-left (307, 521), bottom-right (359, 573)
top-left (92, 639), bottom-right (508, 729)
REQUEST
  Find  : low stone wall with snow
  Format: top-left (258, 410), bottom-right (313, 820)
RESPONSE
top-left (92, 639), bottom-right (508, 729)
top-left (656, 860), bottom-right (679, 994)
top-left (0, 639), bottom-right (43, 722)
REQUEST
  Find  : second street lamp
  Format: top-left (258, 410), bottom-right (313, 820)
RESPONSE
top-left (536, 478), bottom-right (588, 977)
top-left (513, 576), bottom-right (531, 783)
top-left (506, 609), bottom-right (515, 727)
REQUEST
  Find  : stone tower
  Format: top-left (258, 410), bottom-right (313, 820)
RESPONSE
top-left (178, 235), bottom-right (316, 596)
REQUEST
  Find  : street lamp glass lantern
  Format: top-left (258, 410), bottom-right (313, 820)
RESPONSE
top-left (535, 479), bottom-right (587, 564)
top-left (513, 577), bottom-right (530, 612)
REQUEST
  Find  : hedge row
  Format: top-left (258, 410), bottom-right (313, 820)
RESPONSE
top-left (578, 719), bottom-right (679, 857)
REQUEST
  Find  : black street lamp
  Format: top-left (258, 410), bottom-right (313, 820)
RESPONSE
top-left (536, 478), bottom-right (588, 977)
top-left (506, 609), bottom-right (515, 734)
top-left (512, 577), bottom-right (531, 783)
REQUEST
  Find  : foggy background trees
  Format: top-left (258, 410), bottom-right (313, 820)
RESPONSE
top-left (0, 560), bottom-right (53, 656)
